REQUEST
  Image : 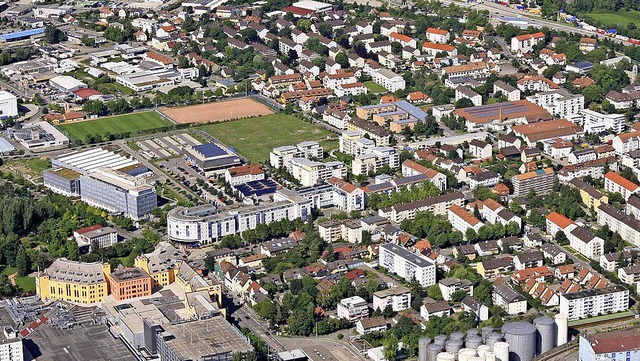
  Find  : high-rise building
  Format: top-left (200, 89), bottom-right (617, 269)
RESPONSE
top-left (378, 243), bottom-right (436, 287)
top-left (511, 167), bottom-right (555, 197)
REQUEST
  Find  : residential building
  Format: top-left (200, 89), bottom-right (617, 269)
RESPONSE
top-left (73, 224), bottom-right (119, 250)
top-left (378, 243), bottom-right (436, 287)
top-left (513, 251), bottom-right (544, 270)
top-left (613, 131), bottom-right (640, 155)
top-left (269, 141), bottom-right (324, 168)
top-left (438, 278), bottom-right (474, 301)
top-left (425, 28), bottom-right (450, 43)
top-left (568, 109), bottom-right (625, 134)
top-left (477, 257), bottom-right (513, 278)
top-left (511, 168), bottom-right (555, 197)
top-left (541, 243), bottom-right (567, 265)
top-left (469, 171), bottom-right (501, 190)
top-left (401, 160), bottom-right (447, 190)
top-left (288, 158), bottom-right (347, 186)
top-left (605, 171), bottom-right (640, 200)
top-left (372, 286), bottom-right (411, 312)
top-left (511, 32), bottom-right (546, 53)
top-left (371, 68), bottom-right (406, 92)
top-left (493, 282), bottom-right (527, 315)
top-left (618, 265), bottom-right (640, 285)
top-left (352, 147), bottom-right (400, 176)
top-left (134, 242), bottom-right (185, 288)
top-left (493, 80), bottom-right (521, 101)
top-left (597, 204), bottom-right (640, 247)
top-left (378, 192), bottom-right (464, 223)
top-left (455, 86), bottom-right (482, 107)
top-left (421, 300), bottom-right (452, 320)
top-left (337, 296), bottom-right (369, 322)
top-left (568, 227), bottom-right (604, 260)
top-left (469, 139), bottom-right (492, 159)
top-left (356, 317), bottom-right (388, 335)
top-left (448, 204), bottom-right (483, 236)
top-left (167, 189), bottom-right (312, 244)
top-left (224, 164), bottom-right (265, 186)
top-left (36, 258), bottom-right (110, 304)
top-left (559, 285), bottom-right (629, 320)
top-left (600, 251), bottom-right (633, 272)
top-left (579, 330), bottom-right (640, 361)
top-left (526, 89), bottom-right (585, 118)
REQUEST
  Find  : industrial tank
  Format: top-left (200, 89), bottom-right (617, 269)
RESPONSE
top-left (470, 358), bottom-right (484, 361)
top-left (482, 327), bottom-right (495, 342)
top-left (451, 332), bottom-right (465, 341)
top-left (477, 345), bottom-right (492, 358)
top-left (436, 352), bottom-right (456, 361)
top-left (502, 322), bottom-right (537, 361)
top-left (435, 335), bottom-right (448, 346)
top-left (466, 336), bottom-right (483, 349)
top-left (493, 342), bottom-right (509, 361)
top-left (486, 333), bottom-right (502, 347)
top-left (467, 329), bottom-right (481, 338)
top-left (485, 352), bottom-right (496, 361)
top-left (428, 344), bottom-right (443, 361)
top-left (419, 337), bottom-right (432, 361)
top-left (534, 316), bottom-right (557, 354)
top-left (555, 314), bottom-right (568, 346)
top-left (445, 339), bottom-right (464, 354)
top-left (458, 348), bottom-right (477, 361)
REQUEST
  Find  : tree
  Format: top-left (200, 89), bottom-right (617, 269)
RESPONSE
top-left (450, 290), bottom-right (468, 303)
top-left (383, 334), bottom-right (398, 361)
top-left (454, 98), bottom-right (474, 108)
top-left (466, 228), bottom-right (479, 243)
top-left (16, 247), bottom-right (30, 277)
top-left (427, 284), bottom-right (443, 300)
top-left (335, 52), bottom-right (349, 68)
top-left (505, 221), bottom-right (521, 236)
top-left (44, 25), bottom-right (66, 44)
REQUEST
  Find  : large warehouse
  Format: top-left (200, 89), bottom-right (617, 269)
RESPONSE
top-left (183, 142), bottom-right (241, 173)
top-left (0, 90), bottom-right (18, 117)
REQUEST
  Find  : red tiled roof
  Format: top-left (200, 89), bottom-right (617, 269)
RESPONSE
top-left (546, 212), bottom-right (575, 229)
top-left (426, 27), bottom-right (449, 36)
top-left (605, 171), bottom-right (640, 192)
top-left (75, 224), bottom-right (103, 234)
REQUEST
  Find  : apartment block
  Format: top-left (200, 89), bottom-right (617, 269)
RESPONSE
top-left (559, 285), bottom-right (629, 320)
top-left (288, 158), bottom-right (347, 186)
top-left (352, 147), bottom-right (400, 176)
top-left (604, 171), bottom-right (640, 200)
top-left (526, 89), bottom-right (585, 118)
top-left (36, 258), bottom-right (110, 304)
top-left (448, 204), bottom-right (483, 236)
top-left (372, 286), bottom-right (411, 312)
top-left (597, 204), bottom-right (640, 247)
top-left (511, 167), bottom-right (555, 197)
top-left (337, 296), bottom-right (369, 322)
top-left (378, 243), bottom-right (436, 287)
top-left (269, 141), bottom-right (324, 168)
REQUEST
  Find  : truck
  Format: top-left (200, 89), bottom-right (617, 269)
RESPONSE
top-left (605, 29), bottom-right (618, 37)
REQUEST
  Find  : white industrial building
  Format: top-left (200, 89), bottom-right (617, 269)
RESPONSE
top-left (49, 75), bottom-right (87, 93)
top-left (10, 121), bottom-right (69, 149)
top-left (0, 91), bottom-right (18, 117)
top-left (378, 243), bottom-right (436, 287)
top-left (579, 329), bottom-right (640, 361)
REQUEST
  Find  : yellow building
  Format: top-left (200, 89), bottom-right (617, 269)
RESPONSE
top-left (36, 258), bottom-right (111, 304)
top-left (134, 242), bottom-right (185, 289)
top-left (175, 262), bottom-right (222, 304)
top-left (569, 178), bottom-right (608, 211)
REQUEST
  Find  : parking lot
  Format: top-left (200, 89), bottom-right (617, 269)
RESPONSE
top-left (136, 132), bottom-right (201, 160)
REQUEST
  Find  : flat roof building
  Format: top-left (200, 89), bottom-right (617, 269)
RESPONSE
top-left (184, 142), bottom-right (242, 173)
top-left (107, 266), bottom-right (152, 301)
top-left (378, 243), bottom-right (436, 287)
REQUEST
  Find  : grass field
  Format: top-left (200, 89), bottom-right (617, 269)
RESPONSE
top-left (57, 111), bottom-right (173, 141)
top-left (364, 81), bottom-right (389, 93)
top-left (198, 114), bottom-right (336, 163)
top-left (586, 11), bottom-right (640, 28)
top-left (1, 266), bottom-right (35, 293)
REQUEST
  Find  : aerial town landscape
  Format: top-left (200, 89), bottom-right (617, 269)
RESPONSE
top-left (0, 0), bottom-right (639, 360)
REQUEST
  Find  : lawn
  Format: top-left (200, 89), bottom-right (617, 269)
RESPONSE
top-left (198, 114), bottom-right (336, 163)
top-left (1, 266), bottom-right (35, 293)
top-left (364, 81), bottom-right (389, 94)
top-left (57, 111), bottom-right (173, 141)
top-left (585, 11), bottom-right (640, 28)
top-left (4, 157), bottom-right (52, 182)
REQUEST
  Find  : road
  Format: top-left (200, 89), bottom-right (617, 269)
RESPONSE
top-left (232, 304), bottom-right (287, 353)
top-left (400, 131), bottom-right (489, 148)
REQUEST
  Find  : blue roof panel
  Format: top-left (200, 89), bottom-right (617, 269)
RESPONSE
top-left (0, 27), bottom-right (45, 41)
top-left (193, 143), bottom-right (227, 158)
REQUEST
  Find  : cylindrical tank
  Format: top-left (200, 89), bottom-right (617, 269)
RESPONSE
top-left (466, 336), bottom-right (483, 349)
top-left (534, 316), bottom-right (557, 354)
top-left (451, 332), bottom-right (465, 341)
top-left (502, 322), bottom-right (537, 361)
top-left (458, 348), bottom-right (477, 361)
top-left (482, 327), bottom-right (494, 341)
top-left (428, 344), bottom-right (443, 361)
top-left (437, 352), bottom-right (456, 361)
top-left (485, 352), bottom-right (496, 361)
top-left (477, 345), bottom-right (492, 358)
top-left (470, 358), bottom-right (484, 361)
top-left (435, 335), bottom-right (448, 346)
top-left (445, 339), bottom-right (464, 354)
top-left (555, 314), bottom-right (568, 346)
top-left (419, 337), bottom-right (432, 361)
top-left (467, 329), bottom-right (481, 338)
top-left (486, 333), bottom-right (502, 347)
top-left (493, 342), bottom-right (509, 361)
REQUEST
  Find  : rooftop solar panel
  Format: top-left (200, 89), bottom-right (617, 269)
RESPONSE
top-left (193, 143), bottom-right (228, 158)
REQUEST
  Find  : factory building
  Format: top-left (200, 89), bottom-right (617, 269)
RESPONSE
top-left (183, 142), bottom-right (241, 173)
top-left (579, 329), bottom-right (640, 361)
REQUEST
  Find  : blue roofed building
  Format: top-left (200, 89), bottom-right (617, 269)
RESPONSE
top-left (0, 27), bottom-right (45, 42)
top-left (183, 142), bottom-right (242, 173)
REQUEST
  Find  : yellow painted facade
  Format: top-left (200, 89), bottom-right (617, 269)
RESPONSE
top-left (134, 256), bottom-right (176, 288)
top-left (578, 188), bottom-right (608, 211)
top-left (36, 262), bottom-right (111, 304)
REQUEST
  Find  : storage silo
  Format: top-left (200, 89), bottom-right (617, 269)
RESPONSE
top-left (486, 333), bottom-right (502, 347)
top-left (485, 352), bottom-right (496, 361)
top-left (534, 316), bottom-right (557, 354)
top-left (458, 348), bottom-right (477, 361)
top-left (437, 352), bottom-right (457, 361)
top-left (477, 345), bottom-right (492, 358)
top-left (482, 327), bottom-right (495, 342)
top-left (467, 329), bottom-right (481, 338)
top-left (466, 336), bottom-right (483, 349)
top-left (493, 342), bottom-right (509, 361)
top-left (502, 322), bottom-right (537, 361)
top-left (470, 358), bottom-right (484, 361)
top-left (445, 339), bottom-right (464, 354)
top-left (419, 337), bottom-right (432, 361)
top-left (435, 335), bottom-right (448, 347)
top-left (428, 344), bottom-right (443, 361)
top-left (555, 314), bottom-right (568, 346)
top-left (451, 332), bottom-right (465, 341)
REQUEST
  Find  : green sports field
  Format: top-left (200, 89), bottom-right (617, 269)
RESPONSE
top-left (364, 81), bottom-right (389, 93)
top-left (198, 114), bottom-right (336, 163)
top-left (57, 111), bottom-right (173, 141)
top-left (586, 11), bottom-right (640, 28)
